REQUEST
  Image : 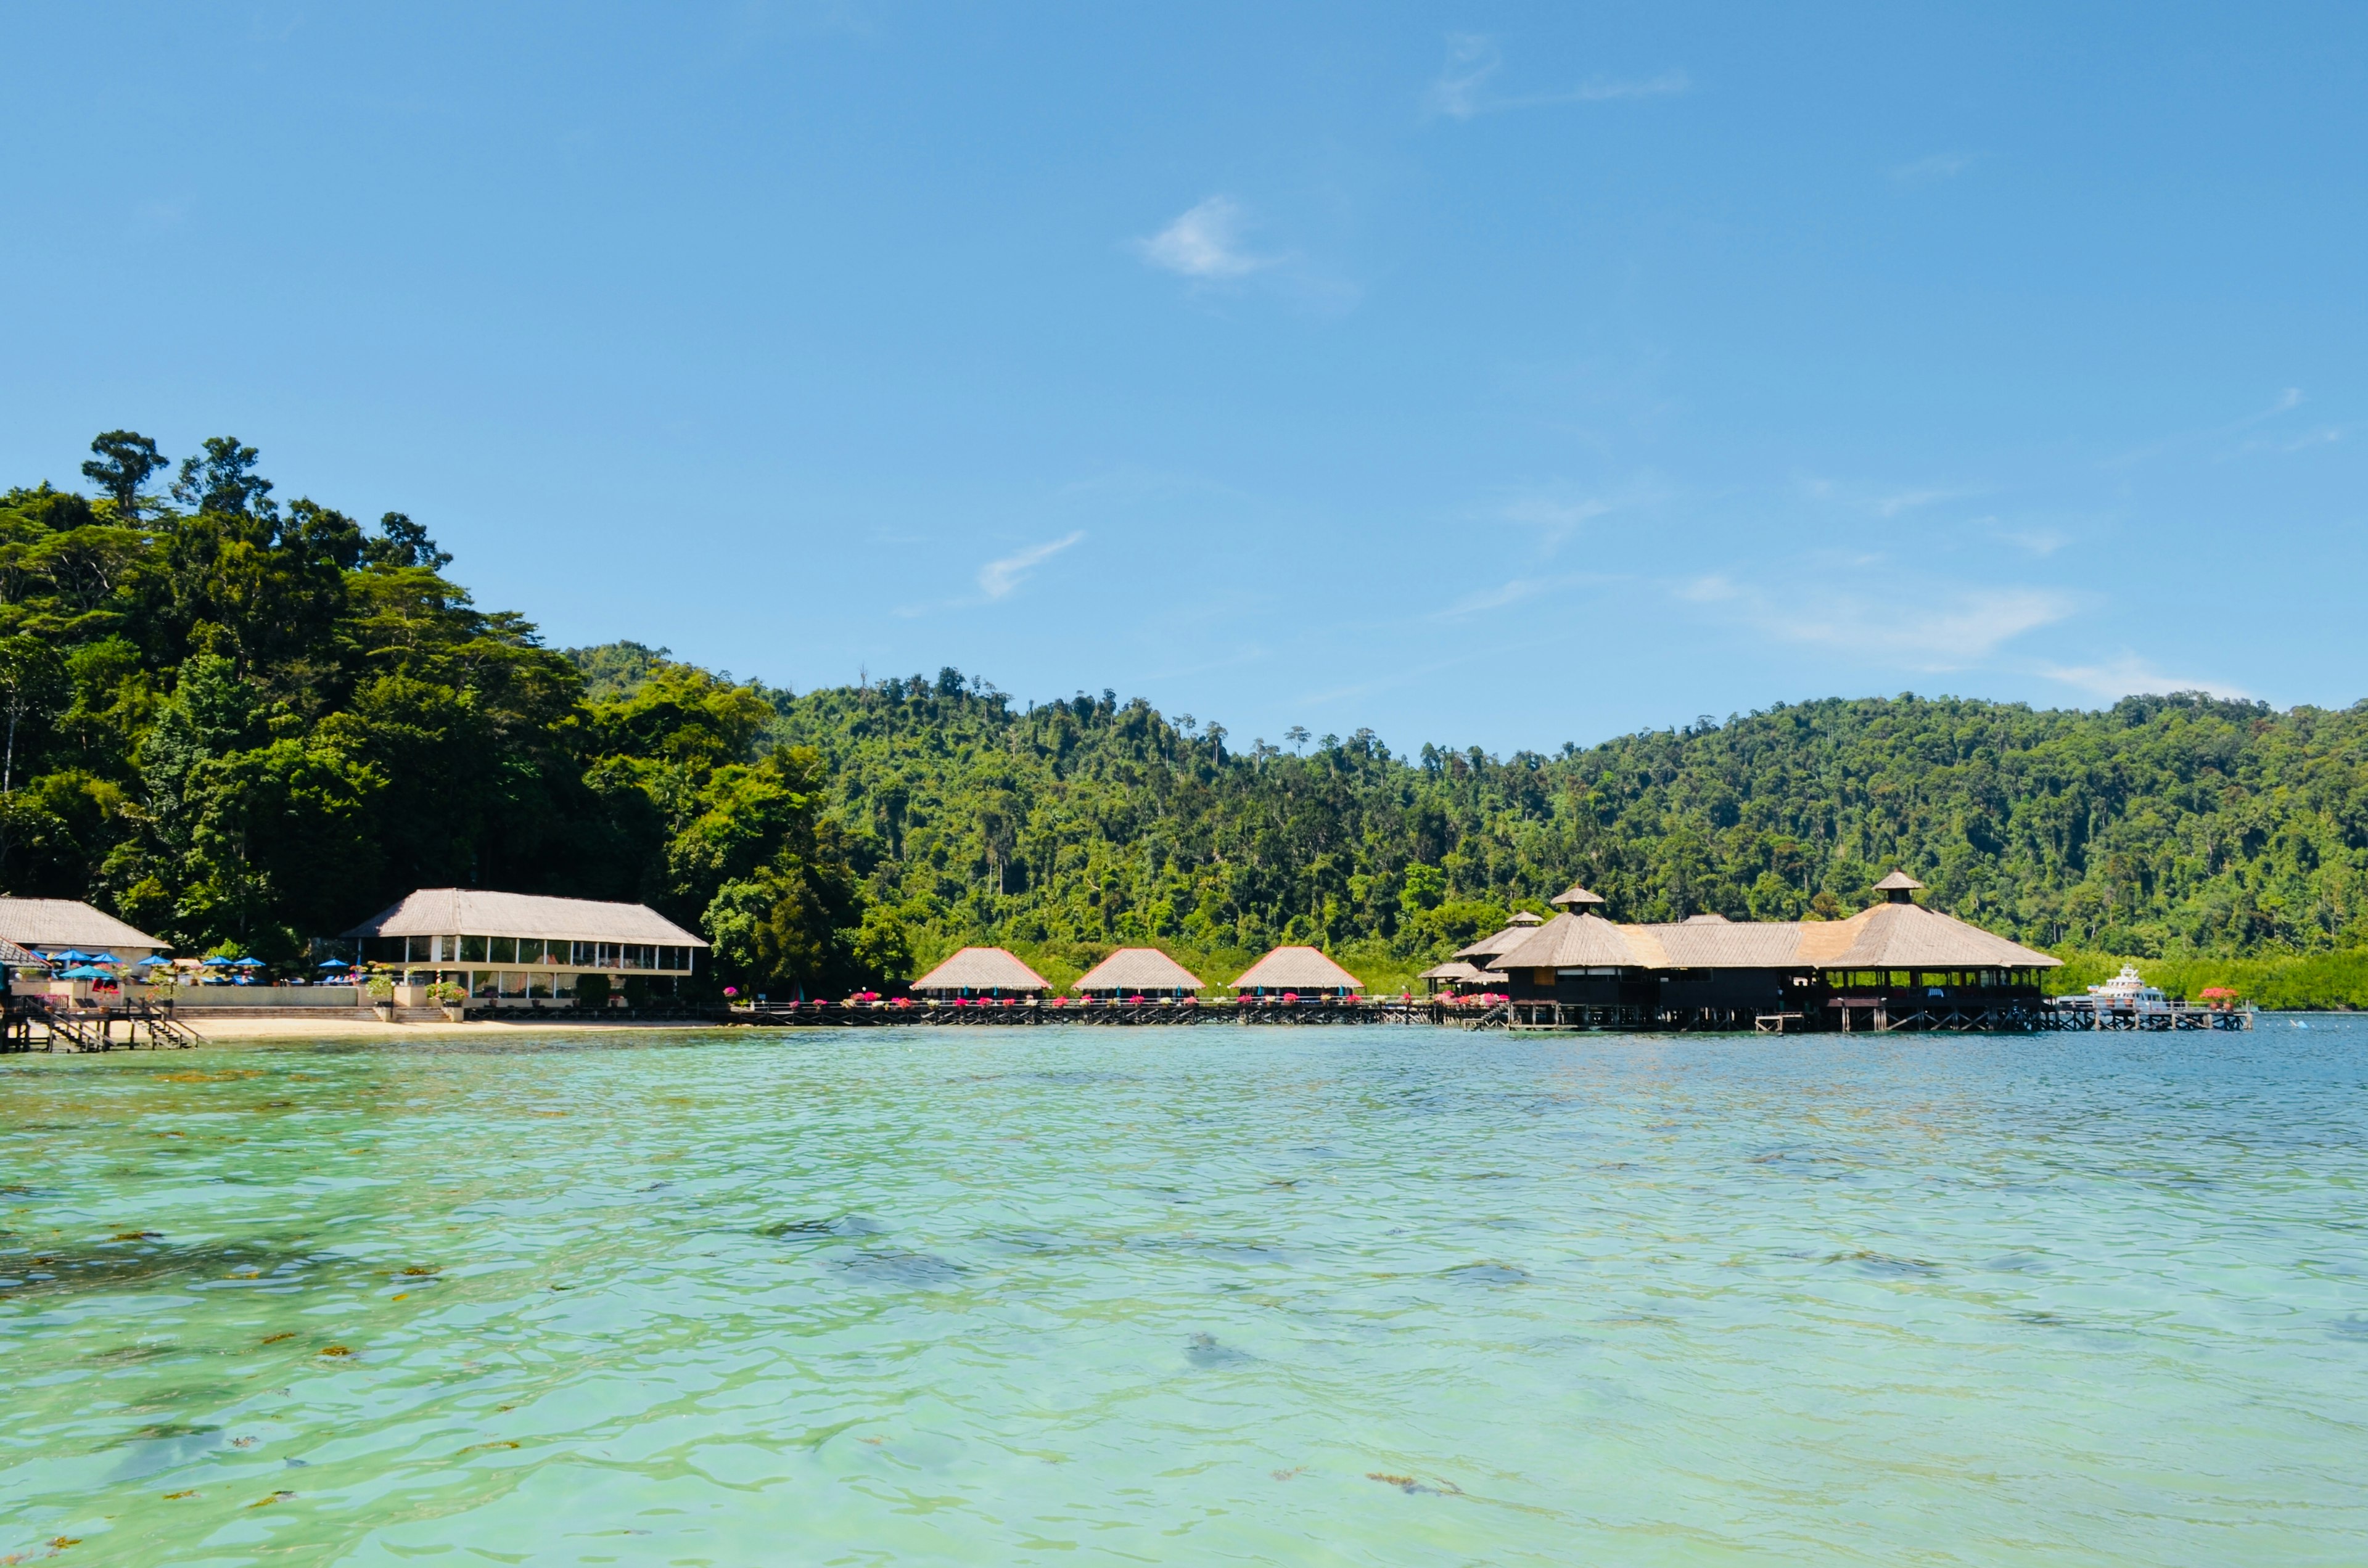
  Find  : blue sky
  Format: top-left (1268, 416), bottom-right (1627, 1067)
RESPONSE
top-left (4, 4), bottom-right (2362, 753)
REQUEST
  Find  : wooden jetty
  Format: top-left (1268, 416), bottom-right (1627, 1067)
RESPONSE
top-left (1, 995), bottom-right (200, 1052)
top-left (723, 993), bottom-right (2253, 1033)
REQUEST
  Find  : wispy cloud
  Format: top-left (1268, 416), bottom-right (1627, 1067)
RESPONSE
top-left (978, 531), bottom-right (1085, 599)
top-left (2105, 387), bottom-right (2307, 468)
top-left (1501, 493), bottom-right (1614, 548)
top-left (1994, 525), bottom-right (2070, 557)
top-left (1892, 152), bottom-right (1975, 186)
top-left (1429, 573), bottom-right (1605, 620)
top-left (1798, 475), bottom-right (1979, 519)
top-left (1135, 197), bottom-right (1272, 280)
top-left (2039, 654), bottom-right (2252, 702)
top-left (1872, 486), bottom-right (1961, 517)
top-left (1738, 585), bottom-right (2074, 668)
top-left (1426, 34), bottom-right (1687, 120)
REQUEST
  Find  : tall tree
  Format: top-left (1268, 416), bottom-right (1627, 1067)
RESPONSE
top-left (0, 634), bottom-right (68, 795)
top-left (79, 431), bottom-right (169, 522)
top-left (171, 435), bottom-right (275, 518)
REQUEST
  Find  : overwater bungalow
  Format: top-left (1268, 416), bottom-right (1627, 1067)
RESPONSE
top-left (1417, 959), bottom-right (1493, 995)
top-left (1484, 872), bottom-right (2061, 1028)
top-left (1071, 948), bottom-right (1205, 998)
top-left (342, 889), bottom-right (707, 1006)
top-left (1230, 945), bottom-right (1362, 996)
top-left (908, 946), bottom-right (1052, 999)
top-left (1430, 908), bottom-right (1541, 994)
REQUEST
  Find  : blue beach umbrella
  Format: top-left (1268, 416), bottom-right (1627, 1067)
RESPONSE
top-left (91, 953), bottom-right (120, 965)
top-left (59, 965), bottom-right (112, 979)
top-left (318, 958), bottom-right (353, 969)
top-left (232, 956), bottom-right (265, 969)
top-left (133, 955), bottom-right (170, 968)
top-left (55, 949), bottom-right (94, 963)
top-left (202, 954), bottom-right (233, 967)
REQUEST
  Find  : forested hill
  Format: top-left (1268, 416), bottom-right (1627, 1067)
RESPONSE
top-left (757, 672), bottom-right (2368, 981)
top-left (4, 431), bottom-right (2365, 996)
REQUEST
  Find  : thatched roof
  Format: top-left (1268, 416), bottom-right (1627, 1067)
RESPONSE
top-left (1625, 921), bottom-right (1807, 969)
top-left (1230, 946), bottom-right (1362, 991)
top-left (343, 889), bottom-right (706, 946)
top-left (0, 937), bottom-right (43, 967)
top-left (1794, 902), bottom-right (2060, 969)
top-left (908, 946), bottom-right (1052, 993)
top-left (1452, 911), bottom-right (1546, 962)
top-left (1549, 884), bottom-right (1607, 909)
top-left (1072, 948), bottom-right (1206, 993)
top-left (1873, 870), bottom-right (1925, 892)
top-left (1489, 912), bottom-right (1642, 970)
top-left (1484, 880), bottom-right (2059, 974)
top-left (0, 899), bottom-right (168, 953)
top-left (1419, 959), bottom-right (1484, 981)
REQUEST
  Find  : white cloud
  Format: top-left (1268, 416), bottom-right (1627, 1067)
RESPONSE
top-left (1135, 197), bottom-right (1272, 280)
top-left (1430, 575), bottom-right (1603, 620)
top-left (1426, 34), bottom-right (1687, 119)
top-left (2039, 654), bottom-right (2252, 702)
top-left (1872, 486), bottom-right (1957, 517)
top-left (1995, 526), bottom-right (2070, 557)
top-left (1501, 493), bottom-right (1614, 547)
top-left (1893, 152), bottom-right (1975, 186)
top-left (2105, 387), bottom-right (2308, 468)
top-left (1748, 586), bottom-right (2074, 668)
top-left (977, 531), bottom-right (1085, 599)
top-left (1426, 33), bottom-right (1499, 118)
top-left (1677, 574), bottom-right (1737, 602)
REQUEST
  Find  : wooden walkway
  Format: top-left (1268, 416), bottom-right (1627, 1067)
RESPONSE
top-left (1, 997), bottom-right (201, 1052)
top-left (735, 998), bottom-right (1441, 1027)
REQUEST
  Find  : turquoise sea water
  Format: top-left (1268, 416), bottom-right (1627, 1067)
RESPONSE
top-left (3, 1022), bottom-right (2365, 1566)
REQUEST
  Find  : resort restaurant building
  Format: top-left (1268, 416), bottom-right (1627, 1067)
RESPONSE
top-left (341, 889), bottom-right (707, 1006)
top-left (1071, 948), bottom-right (1205, 998)
top-left (1230, 945), bottom-right (1363, 996)
top-left (908, 947), bottom-right (1051, 999)
top-left (1484, 872), bottom-right (2061, 1023)
top-left (0, 899), bottom-right (170, 968)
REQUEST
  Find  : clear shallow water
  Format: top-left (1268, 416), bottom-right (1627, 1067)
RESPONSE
top-left (3, 1022), bottom-right (2365, 1567)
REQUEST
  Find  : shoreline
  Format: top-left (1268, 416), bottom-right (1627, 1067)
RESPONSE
top-left (165, 1014), bottom-right (737, 1041)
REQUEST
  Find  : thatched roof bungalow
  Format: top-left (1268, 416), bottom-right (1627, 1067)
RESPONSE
top-left (908, 946), bottom-right (1051, 997)
top-left (1451, 909), bottom-right (1543, 967)
top-left (1230, 946), bottom-right (1362, 995)
top-left (1417, 958), bottom-right (1504, 995)
top-left (0, 899), bottom-right (170, 964)
top-left (1072, 948), bottom-right (1205, 996)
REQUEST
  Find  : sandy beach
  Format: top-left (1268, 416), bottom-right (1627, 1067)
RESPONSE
top-left (166, 1014), bottom-right (734, 1042)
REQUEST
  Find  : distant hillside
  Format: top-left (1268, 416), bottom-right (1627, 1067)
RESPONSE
top-left (750, 667), bottom-right (2368, 972)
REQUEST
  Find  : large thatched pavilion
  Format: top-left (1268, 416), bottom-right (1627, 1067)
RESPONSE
top-left (1482, 873), bottom-right (2060, 1024)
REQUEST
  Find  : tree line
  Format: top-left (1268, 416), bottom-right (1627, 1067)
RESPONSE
top-left (6, 432), bottom-right (2365, 998)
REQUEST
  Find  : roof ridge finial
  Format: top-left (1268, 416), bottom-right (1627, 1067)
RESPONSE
top-left (1550, 882), bottom-right (1606, 912)
top-left (1873, 869), bottom-right (1925, 905)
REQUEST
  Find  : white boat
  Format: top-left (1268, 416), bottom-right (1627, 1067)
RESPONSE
top-left (2082, 964), bottom-right (2171, 1014)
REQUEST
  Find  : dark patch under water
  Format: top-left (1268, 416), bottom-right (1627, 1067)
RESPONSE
top-left (758, 1214), bottom-right (884, 1239)
top-left (0, 1237), bottom-right (317, 1299)
top-left (1445, 1262), bottom-right (1529, 1286)
top-left (1186, 1332), bottom-right (1252, 1368)
top-left (1828, 1249), bottom-right (1942, 1277)
top-left (831, 1249), bottom-right (963, 1287)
